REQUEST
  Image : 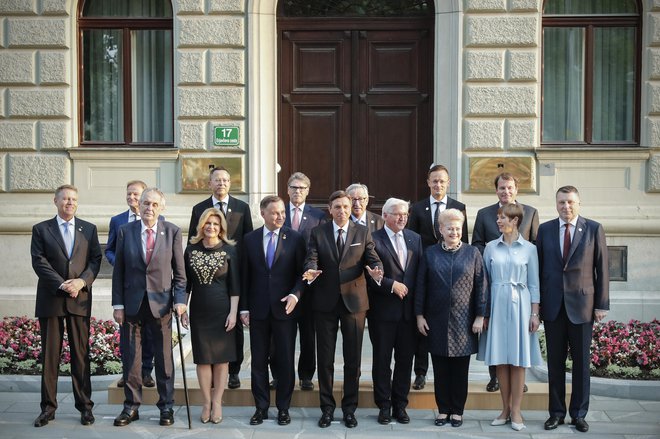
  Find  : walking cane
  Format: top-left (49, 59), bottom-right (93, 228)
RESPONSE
top-left (174, 311), bottom-right (192, 429)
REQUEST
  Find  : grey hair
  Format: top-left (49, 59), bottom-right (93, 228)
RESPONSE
top-left (381, 197), bottom-right (409, 216)
top-left (345, 183), bottom-right (369, 196)
top-left (439, 208), bottom-right (464, 225)
top-left (140, 187), bottom-right (166, 208)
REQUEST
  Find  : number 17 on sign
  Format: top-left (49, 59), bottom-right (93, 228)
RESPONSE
top-left (214, 126), bottom-right (240, 146)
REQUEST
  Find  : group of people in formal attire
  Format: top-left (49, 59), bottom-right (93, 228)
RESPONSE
top-left (29, 163), bottom-right (609, 433)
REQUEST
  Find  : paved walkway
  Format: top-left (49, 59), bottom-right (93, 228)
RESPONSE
top-left (1, 328), bottom-right (659, 438)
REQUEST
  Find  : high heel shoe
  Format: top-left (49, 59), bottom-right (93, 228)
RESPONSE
top-left (211, 402), bottom-right (222, 424)
top-left (511, 421), bottom-right (526, 431)
top-left (200, 404), bottom-right (211, 424)
top-left (491, 417), bottom-right (510, 426)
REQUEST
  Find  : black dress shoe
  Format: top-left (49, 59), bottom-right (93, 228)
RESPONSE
top-left (114, 410), bottom-right (139, 426)
top-left (250, 408), bottom-right (268, 425)
top-left (269, 379), bottom-right (278, 390)
top-left (142, 375), bottom-right (155, 388)
top-left (543, 416), bottom-right (565, 430)
top-left (434, 415), bottom-right (450, 426)
top-left (277, 409), bottom-right (291, 425)
top-left (34, 411), bottom-right (55, 427)
top-left (412, 374), bottom-right (426, 390)
top-left (117, 377), bottom-right (125, 387)
top-left (450, 416), bottom-right (463, 427)
top-left (377, 407), bottom-right (391, 425)
top-left (393, 408), bottom-right (410, 424)
top-left (159, 409), bottom-right (174, 426)
top-left (571, 417), bottom-right (589, 432)
top-left (318, 411), bottom-right (333, 428)
top-left (300, 378), bottom-right (314, 390)
top-left (343, 412), bottom-right (358, 428)
top-left (80, 410), bottom-right (95, 426)
top-left (228, 373), bottom-right (241, 389)
top-left (486, 377), bottom-right (499, 392)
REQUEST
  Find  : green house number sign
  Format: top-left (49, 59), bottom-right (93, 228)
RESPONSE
top-left (214, 126), bottom-right (240, 146)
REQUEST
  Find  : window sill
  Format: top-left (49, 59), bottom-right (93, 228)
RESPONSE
top-left (535, 146), bottom-right (650, 162)
top-left (68, 147), bottom-right (179, 161)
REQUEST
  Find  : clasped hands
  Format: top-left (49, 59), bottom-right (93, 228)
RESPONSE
top-left (59, 278), bottom-right (85, 298)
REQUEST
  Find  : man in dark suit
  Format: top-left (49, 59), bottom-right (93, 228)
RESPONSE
top-left (303, 190), bottom-right (383, 428)
top-left (284, 171), bottom-right (326, 390)
top-left (106, 180), bottom-right (158, 388)
top-left (406, 164), bottom-right (467, 390)
top-left (537, 186), bottom-right (609, 433)
top-left (240, 196), bottom-right (306, 426)
top-left (188, 166), bottom-right (253, 389)
top-left (471, 172), bottom-right (539, 392)
top-left (112, 188), bottom-right (187, 427)
top-left (346, 183), bottom-right (384, 234)
top-left (367, 198), bottom-right (422, 425)
top-left (31, 185), bottom-right (102, 428)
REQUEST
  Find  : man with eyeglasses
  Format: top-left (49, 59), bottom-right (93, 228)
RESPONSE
top-left (283, 172), bottom-right (327, 391)
top-left (407, 164), bottom-right (468, 391)
top-left (188, 166), bottom-right (254, 389)
top-left (346, 183), bottom-right (384, 234)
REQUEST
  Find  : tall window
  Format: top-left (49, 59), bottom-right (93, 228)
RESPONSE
top-left (79, 0), bottom-right (173, 147)
top-left (542, 0), bottom-right (641, 145)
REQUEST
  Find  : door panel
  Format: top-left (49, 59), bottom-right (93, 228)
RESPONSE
top-left (279, 20), bottom-right (433, 208)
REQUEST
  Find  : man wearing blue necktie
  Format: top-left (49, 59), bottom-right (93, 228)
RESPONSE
top-left (31, 185), bottom-right (102, 428)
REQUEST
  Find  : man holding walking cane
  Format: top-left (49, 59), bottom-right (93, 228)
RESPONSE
top-left (111, 188), bottom-right (188, 427)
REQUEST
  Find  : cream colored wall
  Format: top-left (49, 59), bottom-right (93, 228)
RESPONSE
top-left (0, 0), bottom-right (658, 320)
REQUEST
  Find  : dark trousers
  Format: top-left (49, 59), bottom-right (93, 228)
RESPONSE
top-left (368, 318), bottom-right (415, 410)
top-left (39, 315), bottom-right (93, 414)
top-left (229, 318), bottom-right (244, 375)
top-left (315, 301), bottom-right (366, 415)
top-left (413, 330), bottom-right (429, 376)
top-left (119, 324), bottom-right (155, 378)
top-left (121, 299), bottom-right (174, 411)
top-left (431, 354), bottom-right (470, 415)
top-left (296, 295), bottom-right (316, 380)
top-left (250, 316), bottom-right (297, 410)
top-left (545, 304), bottom-right (593, 419)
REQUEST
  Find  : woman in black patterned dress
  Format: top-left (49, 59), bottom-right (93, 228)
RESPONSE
top-left (183, 207), bottom-right (239, 424)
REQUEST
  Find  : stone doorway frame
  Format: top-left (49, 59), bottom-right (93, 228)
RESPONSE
top-left (246, 1), bottom-right (463, 202)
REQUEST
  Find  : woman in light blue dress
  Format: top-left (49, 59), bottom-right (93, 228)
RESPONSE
top-left (481, 203), bottom-right (542, 431)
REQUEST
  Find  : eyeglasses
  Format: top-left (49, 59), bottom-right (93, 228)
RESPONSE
top-left (388, 212), bottom-right (409, 218)
top-left (289, 186), bottom-right (308, 191)
top-left (212, 178), bottom-right (230, 184)
top-left (351, 197), bottom-right (368, 203)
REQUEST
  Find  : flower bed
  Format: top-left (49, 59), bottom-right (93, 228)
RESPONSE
top-left (0, 316), bottom-right (122, 375)
top-left (539, 319), bottom-right (660, 380)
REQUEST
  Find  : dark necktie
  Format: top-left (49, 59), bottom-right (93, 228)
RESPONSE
top-left (433, 201), bottom-right (441, 240)
top-left (266, 231), bottom-right (276, 268)
top-left (146, 229), bottom-right (155, 264)
top-left (562, 223), bottom-right (571, 263)
top-left (336, 228), bottom-right (344, 256)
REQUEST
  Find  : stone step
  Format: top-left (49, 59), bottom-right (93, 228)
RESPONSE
top-left (107, 380), bottom-right (566, 410)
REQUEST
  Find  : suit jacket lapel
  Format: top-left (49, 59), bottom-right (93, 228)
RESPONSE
top-left (48, 217), bottom-right (69, 258)
top-left (71, 219), bottom-right (83, 259)
top-left (380, 231), bottom-right (403, 270)
top-left (273, 229), bottom-right (285, 267)
top-left (325, 222), bottom-right (340, 260)
top-left (132, 221), bottom-right (147, 265)
top-left (342, 222), bottom-right (357, 260)
top-left (567, 217), bottom-right (586, 263)
top-left (551, 218), bottom-right (563, 262)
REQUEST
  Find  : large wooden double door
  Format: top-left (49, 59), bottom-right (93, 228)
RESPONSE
top-left (277, 16), bottom-right (434, 207)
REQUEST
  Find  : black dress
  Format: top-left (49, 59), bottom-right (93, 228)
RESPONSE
top-left (185, 241), bottom-right (240, 364)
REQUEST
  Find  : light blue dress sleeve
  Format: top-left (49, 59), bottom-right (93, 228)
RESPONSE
top-left (526, 241), bottom-right (540, 303)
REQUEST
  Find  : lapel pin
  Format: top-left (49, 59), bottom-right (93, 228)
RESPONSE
top-left (160, 231), bottom-right (165, 235)
top-left (303, 216), bottom-right (307, 220)
top-left (370, 220), bottom-right (375, 224)
top-left (578, 228), bottom-right (582, 232)
top-left (78, 227), bottom-right (83, 232)
top-left (228, 208), bottom-right (232, 213)
top-left (425, 207), bottom-right (429, 211)
top-left (282, 233), bottom-right (287, 240)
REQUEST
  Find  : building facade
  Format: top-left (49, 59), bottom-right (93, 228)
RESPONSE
top-left (0, 0), bottom-right (658, 321)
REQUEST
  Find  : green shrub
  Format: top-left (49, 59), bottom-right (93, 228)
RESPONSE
top-left (103, 361), bottom-right (123, 374)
